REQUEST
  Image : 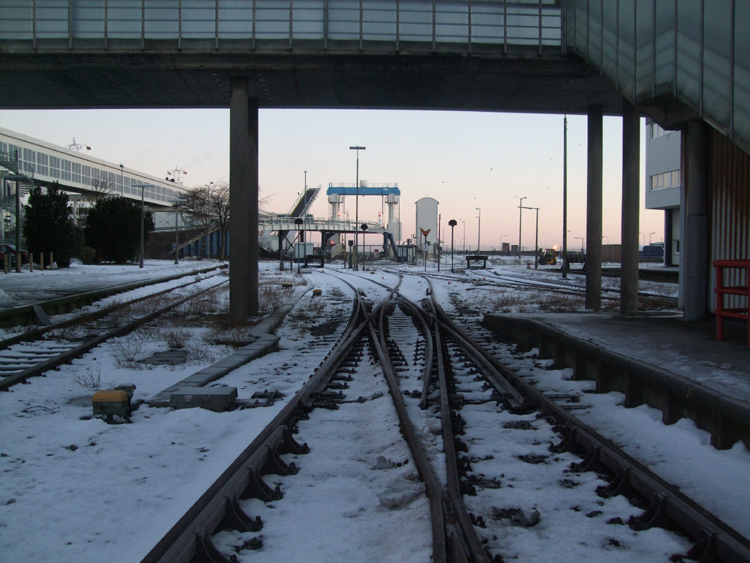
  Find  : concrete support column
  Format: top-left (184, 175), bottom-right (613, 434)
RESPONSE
top-left (664, 209), bottom-right (673, 267)
top-left (586, 105), bottom-right (603, 311)
top-left (682, 120), bottom-right (710, 321)
top-left (620, 99), bottom-right (640, 314)
top-left (229, 77), bottom-right (259, 323)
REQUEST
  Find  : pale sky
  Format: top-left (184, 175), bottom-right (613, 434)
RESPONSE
top-left (0, 108), bottom-right (663, 251)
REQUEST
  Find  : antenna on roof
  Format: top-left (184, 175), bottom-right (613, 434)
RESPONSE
top-left (66, 138), bottom-right (91, 152)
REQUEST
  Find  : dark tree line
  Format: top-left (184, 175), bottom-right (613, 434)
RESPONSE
top-left (23, 185), bottom-right (154, 266)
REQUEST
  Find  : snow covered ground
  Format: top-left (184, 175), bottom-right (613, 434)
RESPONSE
top-left (0, 259), bottom-right (746, 562)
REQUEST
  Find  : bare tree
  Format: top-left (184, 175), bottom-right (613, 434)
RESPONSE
top-left (184, 186), bottom-right (213, 259)
top-left (85, 178), bottom-right (115, 202)
top-left (207, 181), bottom-right (230, 261)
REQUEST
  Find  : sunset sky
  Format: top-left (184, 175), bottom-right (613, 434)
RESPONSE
top-left (0, 107), bottom-right (663, 252)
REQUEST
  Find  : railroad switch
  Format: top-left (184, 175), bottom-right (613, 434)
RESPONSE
top-left (91, 383), bottom-right (136, 423)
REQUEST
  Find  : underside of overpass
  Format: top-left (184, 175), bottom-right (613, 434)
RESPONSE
top-left (0, 50), bottom-right (625, 116)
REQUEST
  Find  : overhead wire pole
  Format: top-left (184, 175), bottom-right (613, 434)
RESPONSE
top-left (562, 115), bottom-right (568, 278)
top-left (350, 146), bottom-right (365, 271)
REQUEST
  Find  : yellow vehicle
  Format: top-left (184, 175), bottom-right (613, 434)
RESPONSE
top-left (538, 248), bottom-right (557, 265)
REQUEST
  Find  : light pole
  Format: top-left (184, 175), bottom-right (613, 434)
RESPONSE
top-left (350, 146), bottom-right (366, 270)
top-left (303, 171), bottom-right (307, 250)
top-left (562, 115), bottom-right (568, 278)
top-left (649, 232), bottom-right (655, 245)
top-left (119, 164), bottom-right (124, 196)
top-left (295, 218), bottom-right (303, 273)
top-left (500, 234), bottom-right (507, 254)
top-left (476, 207), bottom-right (481, 254)
top-left (518, 196), bottom-right (527, 260)
top-left (169, 198), bottom-right (188, 264)
top-left (132, 184), bottom-right (150, 268)
top-left (461, 219), bottom-right (465, 253)
top-left (520, 205), bottom-right (538, 268)
top-left (449, 219), bottom-right (457, 272)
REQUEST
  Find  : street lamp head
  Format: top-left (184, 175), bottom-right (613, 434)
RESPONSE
top-left (449, 219), bottom-right (457, 227)
top-left (350, 146), bottom-right (366, 151)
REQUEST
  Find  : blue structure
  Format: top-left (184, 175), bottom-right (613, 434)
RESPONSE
top-left (327, 185), bottom-right (400, 197)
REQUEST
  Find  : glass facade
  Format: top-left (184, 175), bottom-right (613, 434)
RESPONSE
top-left (1, 136), bottom-right (183, 205)
top-left (567, 0), bottom-right (749, 156)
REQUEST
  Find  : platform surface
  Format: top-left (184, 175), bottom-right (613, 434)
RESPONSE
top-left (495, 312), bottom-right (750, 403)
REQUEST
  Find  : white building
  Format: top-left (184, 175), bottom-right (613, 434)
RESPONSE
top-left (644, 119), bottom-right (681, 266)
top-left (415, 197), bottom-right (439, 256)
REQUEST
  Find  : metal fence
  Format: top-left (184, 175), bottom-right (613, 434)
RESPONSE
top-left (0, 0), bottom-right (563, 54)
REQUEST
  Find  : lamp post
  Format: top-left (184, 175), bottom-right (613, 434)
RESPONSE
top-left (350, 146), bottom-right (366, 270)
top-left (169, 198), bottom-right (188, 264)
top-left (520, 206), bottom-right (538, 268)
top-left (518, 196), bottom-right (527, 260)
top-left (295, 218), bottom-right (304, 273)
top-left (461, 219), bottom-right (465, 253)
top-left (475, 207), bottom-right (481, 254)
top-left (303, 171), bottom-right (307, 250)
top-left (449, 219), bottom-right (457, 272)
top-left (132, 184), bottom-right (150, 268)
top-left (649, 232), bottom-right (655, 245)
top-left (361, 223), bottom-right (369, 268)
top-left (119, 164), bottom-right (124, 196)
top-left (562, 114), bottom-right (568, 278)
top-left (500, 234), bottom-right (507, 255)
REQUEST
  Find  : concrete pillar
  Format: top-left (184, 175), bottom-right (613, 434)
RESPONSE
top-left (229, 77), bottom-right (259, 323)
top-left (620, 99), bottom-right (640, 314)
top-left (664, 209), bottom-right (673, 267)
top-left (682, 120), bottom-right (710, 321)
top-left (586, 105), bottom-right (603, 311)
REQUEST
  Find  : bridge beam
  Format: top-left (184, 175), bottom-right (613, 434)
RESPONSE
top-left (682, 120), bottom-right (710, 321)
top-left (620, 99), bottom-right (640, 314)
top-left (586, 105), bottom-right (603, 311)
top-left (229, 77), bottom-right (259, 324)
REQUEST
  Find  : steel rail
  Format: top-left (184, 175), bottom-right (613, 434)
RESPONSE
top-left (431, 309), bottom-right (490, 563)
top-left (369, 294), bottom-right (449, 563)
top-left (0, 269), bottom-right (226, 352)
top-left (393, 296), bottom-right (434, 410)
top-left (423, 277), bottom-right (750, 563)
top-left (0, 279), bottom-right (228, 391)
top-left (141, 280), bottom-right (371, 563)
top-left (0, 264), bottom-right (227, 329)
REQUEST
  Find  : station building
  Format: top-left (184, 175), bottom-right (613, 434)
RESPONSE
top-left (0, 127), bottom-right (191, 244)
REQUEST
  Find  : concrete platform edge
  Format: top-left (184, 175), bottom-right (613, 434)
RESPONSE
top-left (483, 313), bottom-right (750, 450)
top-left (147, 288), bottom-right (306, 408)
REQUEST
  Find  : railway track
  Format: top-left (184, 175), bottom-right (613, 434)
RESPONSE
top-left (134, 268), bottom-right (746, 562)
top-left (412, 275), bottom-right (749, 562)
top-left (0, 273), bottom-right (228, 391)
top-left (140, 275), bottom-right (382, 563)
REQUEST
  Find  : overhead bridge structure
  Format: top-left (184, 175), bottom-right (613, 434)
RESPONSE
top-left (1, 1), bottom-right (748, 325)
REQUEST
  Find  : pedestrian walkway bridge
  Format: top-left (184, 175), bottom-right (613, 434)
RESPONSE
top-left (1, 1), bottom-right (746, 153)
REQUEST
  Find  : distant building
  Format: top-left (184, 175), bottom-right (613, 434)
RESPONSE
top-left (644, 119), bottom-right (681, 266)
top-left (415, 197), bottom-right (438, 256)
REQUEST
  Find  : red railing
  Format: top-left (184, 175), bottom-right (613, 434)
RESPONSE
top-left (713, 260), bottom-right (750, 347)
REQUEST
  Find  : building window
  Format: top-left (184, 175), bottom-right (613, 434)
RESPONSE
top-left (36, 153), bottom-right (49, 176)
top-left (650, 169), bottom-right (681, 190)
top-left (49, 156), bottom-right (61, 179)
